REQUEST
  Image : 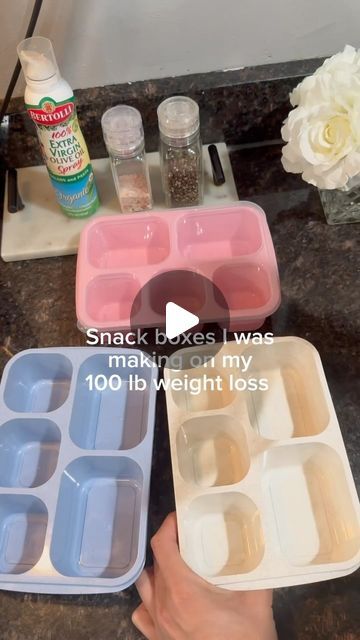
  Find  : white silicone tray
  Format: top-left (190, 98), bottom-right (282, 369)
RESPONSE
top-left (164, 337), bottom-right (360, 589)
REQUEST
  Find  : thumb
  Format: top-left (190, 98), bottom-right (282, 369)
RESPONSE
top-left (150, 513), bottom-right (188, 577)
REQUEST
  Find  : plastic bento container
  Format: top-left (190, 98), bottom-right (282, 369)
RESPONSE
top-left (164, 337), bottom-right (360, 589)
top-left (0, 348), bottom-right (157, 594)
top-left (76, 202), bottom-right (281, 332)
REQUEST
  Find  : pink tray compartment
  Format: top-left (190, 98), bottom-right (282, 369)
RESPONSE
top-left (87, 217), bottom-right (170, 269)
top-left (213, 264), bottom-right (272, 311)
top-left (177, 206), bottom-right (262, 261)
top-left (76, 202), bottom-right (281, 331)
top-left (86, 275), bottom-right (141, 324)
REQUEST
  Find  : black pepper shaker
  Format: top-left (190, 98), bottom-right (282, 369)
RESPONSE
top-left (157, 96), bottom-right (204, 208)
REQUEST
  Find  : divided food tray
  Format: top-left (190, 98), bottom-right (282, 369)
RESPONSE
top-left (76, 202), bottom-right (281, 332)
top-left (164, 338), bottom-right (360, 589)
top-left (0, 348), bottom-right (157, 594)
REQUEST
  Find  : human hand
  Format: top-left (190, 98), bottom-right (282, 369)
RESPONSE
top-left (132, 513), bottom-right (277, 640)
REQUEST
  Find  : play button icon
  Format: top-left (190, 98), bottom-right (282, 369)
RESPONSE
top-left (130, 268), bottom-right (230, 369)
top-left (166, 302), bottom-right (199, 340)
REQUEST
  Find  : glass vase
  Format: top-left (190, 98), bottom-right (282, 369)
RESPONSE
top-left (319, 175), bottom-right (360, 225)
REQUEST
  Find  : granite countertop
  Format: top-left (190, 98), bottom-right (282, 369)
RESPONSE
top-left (0, 143), bottom-right (359, 639)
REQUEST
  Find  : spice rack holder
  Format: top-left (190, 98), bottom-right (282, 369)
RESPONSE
top-left (1, 143), bottom-right (238, 262)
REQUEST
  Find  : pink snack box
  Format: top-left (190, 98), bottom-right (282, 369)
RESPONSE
top-left (76, 202), bottom-right (281, 332)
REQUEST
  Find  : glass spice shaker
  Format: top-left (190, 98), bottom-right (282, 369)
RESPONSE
top-left (157, 96), bottom-right (204, 208)
top-left (101, 105), bottom-right (153, 213)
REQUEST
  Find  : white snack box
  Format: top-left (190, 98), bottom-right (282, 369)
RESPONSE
top-left (164, 337), bottom-right (360, 589)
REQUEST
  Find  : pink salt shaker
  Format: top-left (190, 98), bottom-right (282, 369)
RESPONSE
top-left (101, 105), bottom-right (153, 213)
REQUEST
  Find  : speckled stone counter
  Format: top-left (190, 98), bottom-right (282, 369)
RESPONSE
top-left (0, 147), bottom-right (359, 637)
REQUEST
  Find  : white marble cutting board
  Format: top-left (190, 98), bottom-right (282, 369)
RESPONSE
top-left (1, 143), bottom-right (238, 262)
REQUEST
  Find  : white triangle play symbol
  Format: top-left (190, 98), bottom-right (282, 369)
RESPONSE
top-left (165, 302), bottom-right (199, 340)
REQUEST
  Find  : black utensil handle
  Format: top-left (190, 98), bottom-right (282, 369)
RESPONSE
top-left (208, 144), bottom-right (226, 186)
top-left (7, 169), bottom-right (24, 213)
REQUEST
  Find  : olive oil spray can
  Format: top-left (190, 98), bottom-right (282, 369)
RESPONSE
top-left (17, 37), bottom-right (99, 218)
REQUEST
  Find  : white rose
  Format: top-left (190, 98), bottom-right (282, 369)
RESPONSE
top-left (317, 45), bottom-right (360, 77)
top-left (282, 45), bottom-right (360, 189)
top-left (291, 45), bottom-right (360, 107)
